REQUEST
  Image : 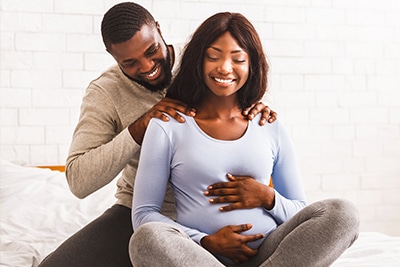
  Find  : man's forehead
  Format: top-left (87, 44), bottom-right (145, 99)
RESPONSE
top-left (136, 23), bottom-right (160, 41)
top-left (110, 25), bottom-right (162, 60)
top-left (128, 24), bottom-right (161, 50)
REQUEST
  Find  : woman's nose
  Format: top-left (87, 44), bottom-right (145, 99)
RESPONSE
top-left (217, 60), bottom-right (233, 74)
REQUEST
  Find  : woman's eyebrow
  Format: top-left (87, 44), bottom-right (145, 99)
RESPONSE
top-left (208, 46), bottom-right (245, 54)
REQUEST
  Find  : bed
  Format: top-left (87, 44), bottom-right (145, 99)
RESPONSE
top-left (1, 159), bottom-right (399, 267)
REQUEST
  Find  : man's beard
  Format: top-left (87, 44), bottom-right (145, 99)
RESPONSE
top-left (136, 52), bottom-right (172, 92)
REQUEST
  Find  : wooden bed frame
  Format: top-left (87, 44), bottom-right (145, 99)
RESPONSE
top-left (36, 165), bottom-right (66, 172)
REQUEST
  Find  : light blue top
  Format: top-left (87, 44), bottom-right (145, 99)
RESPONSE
top-left (132, 114), bottom-right (306, 249)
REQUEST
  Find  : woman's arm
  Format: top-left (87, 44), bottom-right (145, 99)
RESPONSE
top-left (132, 119), bottom-right (208, 243)
top-left (266, 121), bottom-right (307, 223)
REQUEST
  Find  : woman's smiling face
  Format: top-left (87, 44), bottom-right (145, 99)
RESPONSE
top-left (203, 32), bottom-right (250, 98)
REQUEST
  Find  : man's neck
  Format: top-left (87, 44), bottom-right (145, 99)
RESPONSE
top-left (167, 44), bottom-right (175, 69)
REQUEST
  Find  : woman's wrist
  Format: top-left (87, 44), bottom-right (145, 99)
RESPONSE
top-left (263, 186), bottom-right (275, 210)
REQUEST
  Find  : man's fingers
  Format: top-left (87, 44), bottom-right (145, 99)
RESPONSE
top-left (163, 106), bottom-right (186, 122)
top-left (149, 106), bottom-right (187, 123)
top-left (148, 109), bottom-right (170, 122)
top-left (162, 97), bottom-right (196, 116)
top-left (266, 109), bottom-right (277, 123)
top-left (149, 98), bottom-right (196, 123)
top-left (247, 103), bottom-right (263, 119)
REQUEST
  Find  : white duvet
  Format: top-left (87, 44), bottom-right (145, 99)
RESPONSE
top-left (0, 160), bottom-right (115, 266)
top-left (1, 159), bottom-right (399, 267)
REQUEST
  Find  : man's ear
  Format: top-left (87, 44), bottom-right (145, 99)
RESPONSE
top-left (156, 21), bottom-right (162, 35)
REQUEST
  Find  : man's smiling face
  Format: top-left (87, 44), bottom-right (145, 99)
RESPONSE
top-left (109, 24), bottom-right (172, 92)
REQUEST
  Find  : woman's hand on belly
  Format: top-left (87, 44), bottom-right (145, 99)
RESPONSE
top-left (204, 173), bottom-right (275, 211)
top-left (200, 223), bottom-right (265, 264)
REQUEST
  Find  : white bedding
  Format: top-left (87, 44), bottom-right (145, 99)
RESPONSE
top-left (1, 159), bottom-right (399, 267)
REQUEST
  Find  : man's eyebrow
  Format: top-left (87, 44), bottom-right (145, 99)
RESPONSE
top-left (120, 43), bottom-right (159, 64)
top-left (144, 43), bottom-right (159, 54)
top-left (121, 58), bottom-right (136, 64)
top-left (208, 46), bottom-right (244, 54)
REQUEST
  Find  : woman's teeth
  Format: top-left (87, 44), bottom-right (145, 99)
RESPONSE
top-left (214, 77), bottom-right (233, 83)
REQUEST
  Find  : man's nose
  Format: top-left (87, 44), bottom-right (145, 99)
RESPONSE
top-left (139, 59), bottom-right (155, 73)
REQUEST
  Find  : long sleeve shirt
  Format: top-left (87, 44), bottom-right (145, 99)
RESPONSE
top-left (132, 114), bottom-right (306, 249)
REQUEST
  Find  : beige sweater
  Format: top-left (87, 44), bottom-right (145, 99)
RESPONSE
top-left (66, 64), bottom-right (175, 217)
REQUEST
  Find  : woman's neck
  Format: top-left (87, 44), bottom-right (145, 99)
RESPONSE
top-left (195, 94), bottom-right (242, 120)
top-left (194, 95), bottom-right (248, 140)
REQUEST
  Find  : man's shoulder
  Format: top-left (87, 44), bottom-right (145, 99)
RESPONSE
top-left (170, 43), bottom-right (185, 55)
top-left (87, 65), bottom-right (143, 97)
top-left (170, 43), bottom-right (185, 74)
top-left (91, 64), bottom-right (123, 85)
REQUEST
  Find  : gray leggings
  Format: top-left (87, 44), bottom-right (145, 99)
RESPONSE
top-left (129, 198), bottom-right (359, 267)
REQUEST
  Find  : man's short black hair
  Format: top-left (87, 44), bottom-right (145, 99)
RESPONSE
top-left (101, 2), bottom-right (156, 51)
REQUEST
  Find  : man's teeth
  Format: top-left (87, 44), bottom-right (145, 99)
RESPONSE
top-left (147, 68), bottom-right (158, 77)
top-left (214, 77), bottom-right (233, 83)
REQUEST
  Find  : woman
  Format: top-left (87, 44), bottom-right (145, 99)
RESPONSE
top-left (130, 12), bottom-right (359, 267)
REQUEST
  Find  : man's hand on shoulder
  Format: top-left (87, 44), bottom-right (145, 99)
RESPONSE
top-left (242, 102), bottom-right (277, 125)
top-left (128, 98), bottom-right (196, 144)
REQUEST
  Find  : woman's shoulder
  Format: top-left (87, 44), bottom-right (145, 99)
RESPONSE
top-left (250, 114), bottom-right (290, 144)
top-left (251, 113), bottom-right (284, 129)
top-left (149, 112), bottom-right (194, 132)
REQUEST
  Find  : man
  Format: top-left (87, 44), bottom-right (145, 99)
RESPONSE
top-left (38, 2), bottom-right (277, 266)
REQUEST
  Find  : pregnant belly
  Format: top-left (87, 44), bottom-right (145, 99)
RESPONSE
top-left (176, 205), bottom-right (277, 249)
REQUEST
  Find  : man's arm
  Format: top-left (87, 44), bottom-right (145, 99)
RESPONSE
top-left (66, 93), bottom-right (196, 199)
top-left (66, 87), bottom-right (138, 198)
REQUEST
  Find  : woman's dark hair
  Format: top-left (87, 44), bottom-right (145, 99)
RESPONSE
top-left (166, 12), bottom-right (268, 110)
top-left (101, 2), bottom-right (156, 51)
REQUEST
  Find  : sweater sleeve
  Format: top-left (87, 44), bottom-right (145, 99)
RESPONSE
top-left (66, 85), bottom-right (140, 198)
top-left (132, 119), bottom-right (207, 243)
top-left (266, 122), bottom-right (307, 224)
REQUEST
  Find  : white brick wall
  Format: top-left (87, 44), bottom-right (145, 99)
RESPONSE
top-left (1, 0), bottom-right (399, 236)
